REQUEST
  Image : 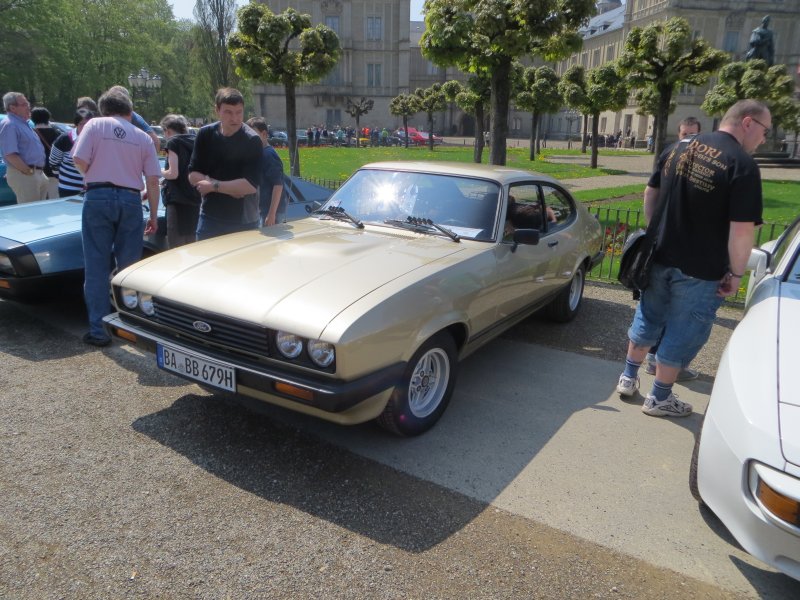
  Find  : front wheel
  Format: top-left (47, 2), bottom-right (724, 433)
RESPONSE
top-left (377, 332), bottom-right (458, 436)
top-left (545, 263), bottom-right (585, 322)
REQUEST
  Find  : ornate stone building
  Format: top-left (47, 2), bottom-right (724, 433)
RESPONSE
top-left (252, 1), bottom-right (800, 141)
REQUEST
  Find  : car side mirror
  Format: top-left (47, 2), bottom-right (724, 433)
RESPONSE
top-left (745, 247), bottom-right (771, 305)
top-left (511, 228), bottom-right (540, 252)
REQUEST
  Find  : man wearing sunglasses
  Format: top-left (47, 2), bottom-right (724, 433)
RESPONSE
top-left (616, 99), bottom-right (771, 418)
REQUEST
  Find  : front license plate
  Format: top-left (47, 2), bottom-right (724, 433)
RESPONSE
top-left (157, 343), bottom-right (236, 392)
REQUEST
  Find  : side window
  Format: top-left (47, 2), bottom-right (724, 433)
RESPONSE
top-left (504, 183), bottom-right (542, 241)
top-left (540, 186), bottom-right (575, 232)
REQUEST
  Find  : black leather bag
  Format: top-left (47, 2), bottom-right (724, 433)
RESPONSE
top-left (618, 229), bottom-right (657, 291)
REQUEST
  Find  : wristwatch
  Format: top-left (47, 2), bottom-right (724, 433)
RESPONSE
top-left (212, 180), bottom-right (220, 192)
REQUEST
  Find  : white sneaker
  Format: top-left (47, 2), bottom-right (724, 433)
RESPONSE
top-left (642, 393), bottom-right (692, 418)
top-left (617, 373), bottom-right (639, 397)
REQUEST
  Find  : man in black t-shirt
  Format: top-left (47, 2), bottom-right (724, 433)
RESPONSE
top-left (616, 100), bottom-right (770, 418)
top-left (188, 88), bottom-right (262, 241)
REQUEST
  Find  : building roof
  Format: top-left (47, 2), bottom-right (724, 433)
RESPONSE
top-left (580, 3), bottom-right (626, 39)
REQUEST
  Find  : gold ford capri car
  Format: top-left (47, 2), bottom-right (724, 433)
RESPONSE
top-left (103, 162), bottom-right (604, 436)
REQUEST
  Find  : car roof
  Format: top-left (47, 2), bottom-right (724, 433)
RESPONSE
top-left (358, 161), bottom-right (560, 187)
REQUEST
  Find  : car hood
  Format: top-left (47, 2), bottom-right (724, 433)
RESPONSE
top-left (0, 196), bottom-right (84, 244)
top-left (116, 220), bottom-right (468, 339)
top-left (779, 290), bottom-right (800, 466)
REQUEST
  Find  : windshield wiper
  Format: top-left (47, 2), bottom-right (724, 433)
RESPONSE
top-left (384, 216), bottom-right (460, 242)
top-left (313, 205), bottom-right (364, 228)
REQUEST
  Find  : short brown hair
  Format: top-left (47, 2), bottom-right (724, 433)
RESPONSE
top-left (246, 116), bottom-right (268, 133)
top-left (720, 100), bottom-right (770, 127)
top-left (76, 97), bottom-right (99, 112)
top-left (679, 117), bottom-right (701, 133)
top-left (160, 114), bottom-right (189, 134)
top-left (98, 88), bottom-right (133, 117)
top-left (215, 87), bottom-right (244, 108)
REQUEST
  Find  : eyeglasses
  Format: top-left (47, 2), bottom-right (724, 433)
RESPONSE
top-left (749, 116), bottom-right (771, 137)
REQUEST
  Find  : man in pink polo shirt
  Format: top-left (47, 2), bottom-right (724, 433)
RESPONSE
top-left (73, 87), bottom-right (160, 347)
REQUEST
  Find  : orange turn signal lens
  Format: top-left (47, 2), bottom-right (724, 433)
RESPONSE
top-left (757, 479), bottom-right (800, 527)
top-left (274, 382), bottom-right (314, 402)
top-left (115, 328), bottom-right (137, 343)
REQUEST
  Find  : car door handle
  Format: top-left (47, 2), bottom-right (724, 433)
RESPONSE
top-left (547, 240), bottom-right (559, 248)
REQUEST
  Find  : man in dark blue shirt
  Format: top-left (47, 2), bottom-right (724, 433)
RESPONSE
top-left (247, 117), bottom-right (286, 226)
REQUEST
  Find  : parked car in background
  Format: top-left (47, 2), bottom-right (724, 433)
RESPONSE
top-left (296, 129), bottom-right (310, 146)
top-left (419, 131), bottom-right (444, 145)
top-left (150, 125), bottom-right (167, 151)
top-left (691, 214), bottom-right (800, 582)
top-left (103, 161), bottom-right (603, 436)
top-left (394, 128), bottom-right (425, 145)
top-left (0, 155), bottom-right (15, 206)
top-left (269, 130), bottom-right (288, 147)
top-left (0, 172), bottom-right (332, 301)
top-left (51, 122), bottom-right (73, 135)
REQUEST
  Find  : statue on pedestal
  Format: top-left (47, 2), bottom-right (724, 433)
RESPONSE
top-left (745, 15), bottom-right (775, 66)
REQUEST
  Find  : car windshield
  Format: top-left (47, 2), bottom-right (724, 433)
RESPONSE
top-left (320, 168), bottom-right (500, 240)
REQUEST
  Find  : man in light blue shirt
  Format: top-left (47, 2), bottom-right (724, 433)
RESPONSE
top-left (0, 92), bottom-right (48, 202)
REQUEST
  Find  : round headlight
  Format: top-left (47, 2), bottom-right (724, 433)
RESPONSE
top-left (139, 293), bottom-right (155, 316)
top-left (121, 287), bottom-right (138, 309)
top-left (308, 340), bottom-right (335, 368)
top-left (276, 331), bottom-right (303, 359)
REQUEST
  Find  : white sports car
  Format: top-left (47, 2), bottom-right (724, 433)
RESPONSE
top-left (691, 215), bottom-right (800, 581)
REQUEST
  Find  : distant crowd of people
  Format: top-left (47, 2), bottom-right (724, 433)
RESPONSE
top-left (294, 124), bottom-right (399, 147)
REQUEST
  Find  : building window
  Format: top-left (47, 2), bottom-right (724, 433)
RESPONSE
top-left (366, 16), bottom-right (382, 40)
top-left (426, 60), bottom-right (439, 76)
top-left (367, 63), bottom-right (382, 87)
top-left (324, 64), bottom-right (341, 86)
top-left (600, 117), bottom-right (607, 132)
top-left (593, 49), bottom-right (601, 67)
top-left (325, 16), bottom-right (340, 34)
top-left (723, 31), bottom-right (739, 53)
top-left (606, 45), bottom-right (615, 61)
top-left (326, 109), bottom-right (342, 127)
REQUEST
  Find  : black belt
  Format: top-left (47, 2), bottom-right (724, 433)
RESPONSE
top-left (25, 165), bottom-right (44, 171)
top-left (86, 182), bottom-right (141, 194)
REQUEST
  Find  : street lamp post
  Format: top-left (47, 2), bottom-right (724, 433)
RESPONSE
top-left (127, 67), bottom-right (162, 119)
top-left (565, 109), bottom-right (580, 149)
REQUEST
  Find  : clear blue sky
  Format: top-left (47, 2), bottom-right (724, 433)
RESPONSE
top-left (170, 0), bottom-right (425, 22)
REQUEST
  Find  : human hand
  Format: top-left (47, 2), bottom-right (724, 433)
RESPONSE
top-left (144, 216), bottom-right (158, 235)
top-left (716, 273), bottom-right (741, 297)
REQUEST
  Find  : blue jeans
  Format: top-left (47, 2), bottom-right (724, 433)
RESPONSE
top-left (628, 263), bottom-right (724, 369)
top-left (196, 214), bottom-right (258, 241)
top-left (82, 188), bottom-right (144, 338)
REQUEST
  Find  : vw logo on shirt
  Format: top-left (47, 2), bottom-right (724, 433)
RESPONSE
top-left (113, 127), bottom-right (127, 139)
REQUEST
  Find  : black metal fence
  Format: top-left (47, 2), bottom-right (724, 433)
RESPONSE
top-left (588, 206), bottom-right (790, 304)
top-left (299, 177), bottom-right (787, 304)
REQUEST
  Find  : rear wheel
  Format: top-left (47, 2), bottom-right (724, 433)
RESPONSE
top-left (546, 263), bottom-right (585, 322)
top-left (377, 332), bottom-right (458, 436)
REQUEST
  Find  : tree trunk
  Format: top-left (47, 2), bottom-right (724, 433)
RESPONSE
top-left (529, 113), bottom-right (536, 161)
top-left (489, 60), bottom-right (511, 165)
top-left (285, 81), bottom-right (300, 177)
top-left (403, 117), bottom-right (409, 149)
top-left (355, 116), bottom-right (361, 148)
top-left (590, 112), bottom-right (600, 169)
top-left (535, 114), bottom-right (543, 156)
top-left (653, 88), bottom-right (672, 170)
top-left (581, 114), bottom-right (588, 154)
top-left (473, 104), bottom-right (485, 163)
top-left (428, 113), bottom-right (434, 151)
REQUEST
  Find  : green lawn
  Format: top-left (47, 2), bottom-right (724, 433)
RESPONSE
top-left (275, 145), bottom-right (626, 183)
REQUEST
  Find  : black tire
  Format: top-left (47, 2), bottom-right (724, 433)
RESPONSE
top-left (546, 263), bottom-right (585, 322)
top-left (689, 414), bottom-right (705, 503)
top-left (377, 332), bottom-right (458, 436)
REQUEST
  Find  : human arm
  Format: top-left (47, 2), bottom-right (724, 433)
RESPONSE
top-left (49, 139), bottom-right (66, 175)
top-left (717, 221), bottom-right (756, 297)
top-left (144, 175), bottom-right (159, 235)
top-left (189, 172), bottom-right (257, 198)
top-left (162, 149), bottom-right (179, 180)
top-left (643, 185), bottom-right (660, 223)
top-left (4, 152), bottom-right (33, 174)
top-left (264, 184), bottom-right (283, 226)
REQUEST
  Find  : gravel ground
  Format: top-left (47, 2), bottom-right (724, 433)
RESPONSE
top-left (0, 285), bottom-right (747, 599)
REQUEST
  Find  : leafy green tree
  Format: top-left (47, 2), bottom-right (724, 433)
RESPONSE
top-left (421, 0), bottom-right (593, 165)
top-left (442, 75), bottom-right (490, 163)
top-left (414, 84), bottom-right (447, 151)
top-left (514, 66), bottom-right (561, 160)
top-left (617, 17), bottom-right (727, 163)
top-left (389, 94), bottom-right (420, 149)
top-left (193, 0), bottom-right (240, 94)
top-left (702, 59), bottom-right (795, 147)
top-left (559, 63), bottom-right (629, 168)
top-left (229, 4), bottom-right (340, 176)
top-left (345, 97), bottom-right (374, 148)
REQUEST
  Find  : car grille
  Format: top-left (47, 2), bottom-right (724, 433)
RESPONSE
top-left (153, 297), bottom-right (270, 358)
